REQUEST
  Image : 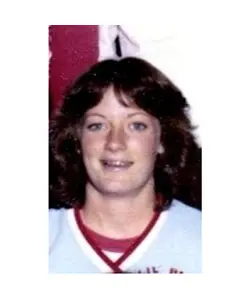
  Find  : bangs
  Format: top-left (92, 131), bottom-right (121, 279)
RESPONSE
top-left (113, 57), bottom-right (189, 119)
top-left (114, 79), bottom-right (188, 121)
top-left (60, 57), bottom-right (189, 126)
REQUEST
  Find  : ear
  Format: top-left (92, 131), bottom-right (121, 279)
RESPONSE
top-left (157, 143), bottom-right (164, 154)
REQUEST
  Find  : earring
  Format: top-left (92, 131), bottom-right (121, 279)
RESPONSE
top-left (158, 144), bottom-right (164, 154)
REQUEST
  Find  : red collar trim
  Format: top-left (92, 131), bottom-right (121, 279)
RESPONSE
top-left (76, 220), bottom-right (139, 253)
top-left (74, 208), bottom-right (160, 273)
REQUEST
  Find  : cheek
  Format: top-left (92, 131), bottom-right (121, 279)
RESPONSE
top-left (81, 135), bottom-right (104, 156)
top-left (130, 135), bottom-right (159, 158)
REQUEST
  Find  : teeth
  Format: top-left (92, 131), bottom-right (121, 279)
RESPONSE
top-left (102, 160), bottom-right (132, 167)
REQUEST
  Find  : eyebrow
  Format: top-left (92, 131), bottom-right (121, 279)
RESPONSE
top-left (84, 112), bottom-right (149, 119)
top-left (127, 112), bottom-right (149, 118)
top-left (84, 113), bottom-right (106, 119)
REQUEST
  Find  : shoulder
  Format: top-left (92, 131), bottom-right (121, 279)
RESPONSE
top-left (165, 199), bottom-right (201, 243)
top-left (168, 199), bottom-right (201, 222)
top-left (49, 208), bottom-right (66, 225)
top-left (164, 200), bottom-right (201, 272)
top-left (49, 209), bottom-right (68, 251)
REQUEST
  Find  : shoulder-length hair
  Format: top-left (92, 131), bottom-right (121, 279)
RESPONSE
top-left (49, 57), bottom-right (201, 210)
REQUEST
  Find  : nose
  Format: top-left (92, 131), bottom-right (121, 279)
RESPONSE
top-left (105, 126), bottom-right (127, 152)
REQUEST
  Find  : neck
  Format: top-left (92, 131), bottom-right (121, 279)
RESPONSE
top-left (81, 182), bottom-right (156, 239)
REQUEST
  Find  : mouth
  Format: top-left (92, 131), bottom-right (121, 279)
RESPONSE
top-left (100, 159), bottom-right (134, 171)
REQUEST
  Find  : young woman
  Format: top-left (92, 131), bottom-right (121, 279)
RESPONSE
top-left (49, 57), bottom-right (201, 273)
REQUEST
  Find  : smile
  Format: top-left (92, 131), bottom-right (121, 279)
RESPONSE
top-left (100, 160), bottom-right (134, 170)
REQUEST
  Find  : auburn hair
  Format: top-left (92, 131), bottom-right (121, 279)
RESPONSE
top-left (49, 57), bottom-right (201, 210)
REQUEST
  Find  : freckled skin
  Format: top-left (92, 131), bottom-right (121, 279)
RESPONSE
top-left (80, 87), bottom-right (163, 198)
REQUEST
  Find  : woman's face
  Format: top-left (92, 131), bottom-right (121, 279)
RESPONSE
top-left (80, 87), bottom-right (163, 197)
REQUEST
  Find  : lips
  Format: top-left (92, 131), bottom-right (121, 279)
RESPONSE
top-left (100, 159), bottom-right (134, 170)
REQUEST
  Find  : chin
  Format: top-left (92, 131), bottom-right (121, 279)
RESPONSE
top-left (102, 184), bottom-right (130, 195)
top-left (99, 182), bottom-right (136, 197)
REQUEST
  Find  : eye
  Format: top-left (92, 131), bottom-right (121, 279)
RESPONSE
top-left (130, 122), bottom-right (148, 131)
top-left (86, 123), bottom-right (105, 132)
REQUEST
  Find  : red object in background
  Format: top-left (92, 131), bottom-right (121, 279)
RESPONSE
top-left (49, 25), bottom-right (98, 116)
